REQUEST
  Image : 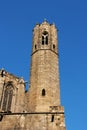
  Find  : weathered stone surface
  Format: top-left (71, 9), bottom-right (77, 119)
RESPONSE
top-left (0, 20), bottom-right (66, 130)
top-left (0, 70), bottom-right (25, 113)
top-left (0, 111), bottom-right (66, 130)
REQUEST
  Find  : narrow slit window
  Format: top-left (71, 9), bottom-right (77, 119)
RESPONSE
top-left (1, 70), bottom-right (5, 77)
top-left (53, 44), bottom-right (55, 50)
top-left (42, 36), bottom-right (44, 45)
top-left (51, 115), bottom-right (54, 122)
top-left (35, 45), bottom-right (37, 50)
top-left (42, 89), bottom-right (46, 96)
top-left (46, 36), bottom-right (48, 45)
top-left (0, 115), bottom-right (3, 121)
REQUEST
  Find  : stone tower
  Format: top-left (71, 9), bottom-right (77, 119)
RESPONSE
top-left (27, 20), bottom-right (66, 130)
top-left (0, 20), bottom-right (66, 130)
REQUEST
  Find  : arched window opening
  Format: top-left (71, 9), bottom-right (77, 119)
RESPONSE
top-left (35, 44), bottom-right (37, 50)
top-left (53, 44), bottom-right (55, 50)
top-left (42, 36), bottom-right (44, 45)
top-left (1, 69), bottom-right (5, 77)
top-left (46, 36), bottom-right (48, 45)
top-left (42, 31), bottom-right (48, 45)
top-left (42, 89), bottom-right (46, 96)
top-left (51, 115), bottom-right (54, 122)
top-left (0, 115), bottom-right (3, 121)
top-left (2, 84), bottom-right (13, 112)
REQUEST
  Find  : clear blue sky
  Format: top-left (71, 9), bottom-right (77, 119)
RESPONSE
top-left (0, 0), bottom-right (87, 129)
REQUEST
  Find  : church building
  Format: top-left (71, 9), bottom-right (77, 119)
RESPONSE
top-left (0, 20), bottom-right (66, 130)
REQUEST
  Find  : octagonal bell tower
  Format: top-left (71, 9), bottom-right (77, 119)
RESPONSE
top-left (26, 20), bottom-right (66, 130)
top-left (28, 20), bottom-right (61, 112)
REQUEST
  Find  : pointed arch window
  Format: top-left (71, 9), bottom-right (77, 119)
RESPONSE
top-left (2, 83), bottom-right (13, 112)
top-left (42, 31), bottom-right (48, 45)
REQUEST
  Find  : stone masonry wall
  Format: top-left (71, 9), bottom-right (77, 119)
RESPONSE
top-left (0, 70), bottom-right (25, 113)
top-left (0, 106), bottom-right (66, 130)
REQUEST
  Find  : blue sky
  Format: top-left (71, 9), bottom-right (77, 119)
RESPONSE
top-left (0, 0), bottom-right (87, 129)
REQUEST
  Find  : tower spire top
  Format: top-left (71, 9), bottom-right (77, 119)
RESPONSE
top-left (43, 18), bottom-right (49, 24)
top-left (44, 18), bottom-right (47, 22)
